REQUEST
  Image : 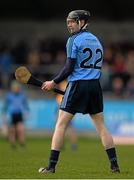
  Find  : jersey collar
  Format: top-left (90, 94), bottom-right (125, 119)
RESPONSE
top-left (70, 29), bottom-right (88, 36)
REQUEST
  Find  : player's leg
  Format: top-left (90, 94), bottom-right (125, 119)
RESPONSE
top-left (90, 112), bottom-right (114, 148)
top-left (66, 123), bottom-right (78, 151)
top-left (39, 109), bottom-right (74, 173)
top-left (51, 109), bottom-right (74, 150)
top-left (16, 122), bottom-right (25, 147)
top-left (8, 115), bottom-right (17, 149)
top-left (90, 112), bottom-right (120, 173)
top-left (8, 125), bottom-right (16, 149)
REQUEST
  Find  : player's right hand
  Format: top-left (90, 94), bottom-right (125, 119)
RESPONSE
top-left (41, 80), bottom-right (56, 91)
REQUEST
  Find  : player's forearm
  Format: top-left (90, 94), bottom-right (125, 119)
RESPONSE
top-left (53, 67), bottom-right (71, 84)
top-left (53, 58), bottom-right (76, 84)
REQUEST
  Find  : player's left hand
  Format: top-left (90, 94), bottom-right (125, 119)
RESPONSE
top-left (41, 80), bottom-right (56, 91)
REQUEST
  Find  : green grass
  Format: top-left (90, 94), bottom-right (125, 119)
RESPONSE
top-left (0, 136), bottom-right (134, 179)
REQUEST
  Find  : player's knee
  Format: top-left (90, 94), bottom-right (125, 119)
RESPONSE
top-left (55, 121), bottom-right (67, 130)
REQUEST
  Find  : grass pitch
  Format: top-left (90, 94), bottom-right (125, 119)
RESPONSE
top-left (0, 136), bottom-right (133, 179)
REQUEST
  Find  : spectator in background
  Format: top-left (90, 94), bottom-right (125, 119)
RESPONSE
top-left (112, 52), bottom-right (130, 87)
top-left (0, 45), bottom-right (14, 89)
top-left (55, 50), bottom-right (66, 64)
top-left (125, 77), bottom-right (134, 98)
top-left (111, 76), bottom-right (125, 99)
top-left (112, 52), bottom-right (125, 74)
top-left (40, 51), bottom-right (53, 65)
top-left (11, 40), bottom-right (29, 64)
top-left (103, 45), bottom-right (114, 66)
top-left (125, 50), bottom-right (134, 78)
top-left (26, 49), bottom-right (40, 67)
top-left (2, 80), bottom-right (29, 149)
top-left (26, 49), bottom-right (40, 79)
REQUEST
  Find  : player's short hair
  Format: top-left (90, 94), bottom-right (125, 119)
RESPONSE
top-left (11, 80), bottom-right (21, 90)
top-left (67, 10), bottom-right (90, 23)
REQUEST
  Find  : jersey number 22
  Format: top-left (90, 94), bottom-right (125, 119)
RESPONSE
top-left (80, 48), bottom-right (102, 69)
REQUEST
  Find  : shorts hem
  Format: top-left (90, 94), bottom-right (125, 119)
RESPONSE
top-left (60, 108), bottom-right (76, 115)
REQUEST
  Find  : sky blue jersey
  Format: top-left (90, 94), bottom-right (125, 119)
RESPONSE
top-left (66, 30), bottom-right (103, 82)
top-left (3, 92), bottom-right (29, 114)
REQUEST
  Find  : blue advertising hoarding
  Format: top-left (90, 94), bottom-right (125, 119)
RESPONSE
top-left (0, 99), bottom-right (134, 137)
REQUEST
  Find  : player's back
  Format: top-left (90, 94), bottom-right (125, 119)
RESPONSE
top-left (67, 30), bottom-right (103, 82)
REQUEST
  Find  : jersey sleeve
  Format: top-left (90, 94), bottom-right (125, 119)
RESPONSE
top-left (66, 37), bottom-right (77, 59)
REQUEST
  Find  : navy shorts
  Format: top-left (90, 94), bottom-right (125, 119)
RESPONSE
top-left (11, 112), bottom-right (23, 125)
top-left (60, 80), bottom-right (103, 115)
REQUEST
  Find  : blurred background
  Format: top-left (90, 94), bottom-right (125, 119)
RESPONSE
top-left (0, 0), bottom-right (134, 144)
